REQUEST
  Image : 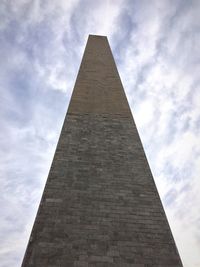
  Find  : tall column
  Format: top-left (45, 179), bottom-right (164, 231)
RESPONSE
top-left (22, 35), bottom-right (183, 267)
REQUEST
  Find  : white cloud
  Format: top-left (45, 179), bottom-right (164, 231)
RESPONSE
top-left (116, 1), bottom-right (200, 267)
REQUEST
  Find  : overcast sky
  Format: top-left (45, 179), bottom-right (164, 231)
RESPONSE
top-left (0, 0), bottom-right (200, 266)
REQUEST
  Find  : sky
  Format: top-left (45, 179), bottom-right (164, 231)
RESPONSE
top-left (0, 0), bottom-right (200, 266)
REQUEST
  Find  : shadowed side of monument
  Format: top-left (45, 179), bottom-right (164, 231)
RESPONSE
top-left (22, 35), bottom-right (183, 267)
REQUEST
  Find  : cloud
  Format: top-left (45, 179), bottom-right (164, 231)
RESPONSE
top-left (113, 1), bottom-right (200, 266)
top-left (0, 0), bottom-right (200, 266)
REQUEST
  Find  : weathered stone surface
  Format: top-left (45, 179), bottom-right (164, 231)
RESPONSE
top-left (22, 35), bottom-right (183, 266)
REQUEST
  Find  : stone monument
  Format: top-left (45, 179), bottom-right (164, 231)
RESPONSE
top-left (22, 35), bottom-right (183, 266)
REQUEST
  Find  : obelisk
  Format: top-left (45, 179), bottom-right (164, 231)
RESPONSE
top-left (22, 35), bottom-right (183, 266)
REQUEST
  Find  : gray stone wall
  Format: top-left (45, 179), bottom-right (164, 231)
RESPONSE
top-left (22, 35), bottom-right (183, 266)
